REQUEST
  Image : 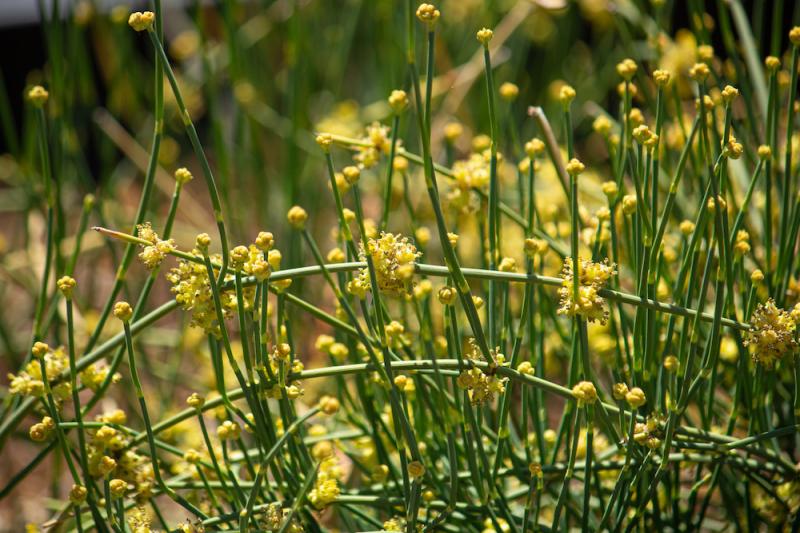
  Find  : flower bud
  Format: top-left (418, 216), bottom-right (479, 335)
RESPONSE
top-left (113, 301), bottom-right (133, 322)
top-left (28, 86), bottom-right (49, 107)
top-left (128, 11), bottom-right (154, 32)
top-left (57, 276), bottom-right (77, 298)
top-left (287, 206), bottom-right (308, 229)
top-left (320, 395), bottom-right (340, 415)
top-left (407, 460), bottom-right (425, 479)
top-left (174, 167), bottom-right (193, 185)
top-left (625, 387), bottom-right (646, 408)
top-left (388, 90), bottom-right (408, 113)
top-left (499, 82), bottom-right (519, 102)
top-left (616, 58), bottom-right (637, 80)
top-left (476, 28), bottom-right (493, 46)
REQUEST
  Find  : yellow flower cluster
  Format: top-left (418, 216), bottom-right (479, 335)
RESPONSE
top-left (84, 411), bottom-right (155, 500)
top-left (447, 150), bottom-right (492, 213)
top-left (8, 343), bottom-right (70, 399)
top-left (558, 257), bottom-right (617, 324)
top-left (136, 222), bottom-right (175, 270)
top-left (257, 502), bottom-right (303, 532)
top-left (456, 342), bottom-right (508, 405)
top-left (167, 254), bottom-right (236, 334)
top-left (263, 342), bottom-right (305, 399)
top-left (349, 232), bottom-right (420, 298)
top-left (126, 506), bottom-right (154, 533)
top-left (80, 361), bottom-right (121, 392)
top-left (744, 299), bottom-right (797, 368)
top-left (457, 366), bottom-right (507, 404)
top-left (383, 517), bottom-right (406, 532)
top-left (309, 455), bottom-right (341, 508)
top-left (632, 416), bottom-right (663, 450)
top-left (353, 122), bottom-right (395, 168)
top-left (168, 236), bottom-right (280, 334)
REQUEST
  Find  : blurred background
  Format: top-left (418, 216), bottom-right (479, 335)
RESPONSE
top-left (2, 0), bottom-right (800, 528)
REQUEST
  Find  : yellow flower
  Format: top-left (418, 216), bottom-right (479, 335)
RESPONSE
top-left (309, 456), bottom-right (341, 508)
top-left (745, 299), bottom-right (797, 368)
top-left (558, 257), bottom-right (616, 324)
top-left (354, 122), bottom-right (395, 168)
top-left (135, 223), bottom-right (175, 270)
top-left (355, 232), bottom-right (421, 298)
top-left (9, 344), bottom-right (70, 398)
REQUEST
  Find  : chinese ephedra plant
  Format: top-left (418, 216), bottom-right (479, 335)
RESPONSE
top-left (3, 1), bottom-right (800, 532)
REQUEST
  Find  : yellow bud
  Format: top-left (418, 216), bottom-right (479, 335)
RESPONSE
top-left (113, 301), bottom-right (133, 322)
top-left (498, 257), bottom-right (517, 272)
top-left (517, 361), bottom-right (534, 375)
top-left (612, 383), bottom-right (629, 400)
top-left (57, 276), bottom-right (77, 298)
top-left (127, 11), bottom-right (154, 32)
top-left (565, 158), bottom-right (585, 176)
top-left (255, 231), bottom-right (274, 251)
top-left (593, 116), bottom-right (612, 136)
top-left (558, 84), bottom-right (576, 106)
top-left (32, 341), bottom-right (49, 358)
top-left (394, 375), bottom-right (408, 389)
top-left (416, 3), bottom-right (441, 26)
top-left (765, 56), bottom-right (781, 72)
top-left (653, 69), bottom-right (671, 86)
top-left (622, 194), bottom-right (637, 215)
top-left (230, 245), bottom-right (249, 268)
top-left (388, 90), bottom-right (409, 113)
top-left (70, 484), bottom-right (88, 505)
top-left (287, 205), bottom-right (308, 229)
top-left (525, 138), bottom-right (545, 157)
top-left (174, 167), bottom-right (193, 184)
top-left (721, 85), bottom-right (739, 103)
top-left (186, 393), bottom-right (205, 409)
top-left (327, 247), bottom-right (345, 263)
top-left (791, 27), bottom-right (800, 46)
top-left (443, 122), bottom-right (463, 142)
top-left (499, 82), bottom-right (519, 102)
top-left (625, 387), bottom-right (647, 408)
top-left (616, 58), bottom-right (638, 80)
top-left (342, 165), bottom-right (361, 184)
top-left (572, 381), bottom-right (597, 405)
top-left (315, 133), bottom-right (333, 151)
top-left (689, 62), bottom-right (710, 81)
top-left (28, 85), bottom-right (49, 107)
top-left (320, 395), bottom-right (340, 415)
top-left (476, 28), bottom-right (493, 45)
top-left (697, 44), bottom-right (714, 62)
top-left (109, 479), bottom-right (127, 498)
top-left (407, 460), bottom-right (425, 479)
top-left (602, 181), bottom-right (618, 199)
top-left (437, 286), bottom-right (457, 305)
